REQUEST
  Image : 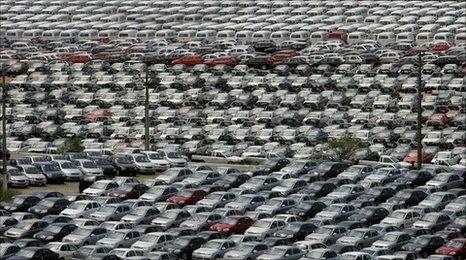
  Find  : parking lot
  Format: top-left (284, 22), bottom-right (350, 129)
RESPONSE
top-left (1, 0), bottom-right (466, 259)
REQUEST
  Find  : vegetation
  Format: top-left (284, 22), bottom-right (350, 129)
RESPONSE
top-left (59, 137), bottom-right (85, 153)
top-left (324, 137), bottom-right (368, 161)
top-left (0, 189), bottom-right (19, 202)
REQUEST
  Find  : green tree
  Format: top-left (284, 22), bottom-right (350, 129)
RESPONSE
top-left (325, 137), bottom-right (368, 161)
top-left (59, 137), bottom-right (84, 153)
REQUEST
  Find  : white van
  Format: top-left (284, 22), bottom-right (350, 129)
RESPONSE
top-left (78, 29), bottom-right (98, 40)
top-left (416, 32), bottom-right (434, 45)
top-left (42, 29), bottom-right (61, 42)
top-left (251, 30), bottom-right (271, 43)
top-left (155, 29), bottom-right (176, 42)
top-left (59, 29), bottom-right (79, 42)
top-left (118, 30), bottom-right (137, 38)
top-left (454, 32), bottom-right (466, 45)
top-left (396, 32), bottom-right (414, 43)
top-left (137, 30), bottom-right (156, 41)
top-left (216, 30), bottom-right (235, 42)
top-left (346, 15), bottom-right (365, 24)
top-left (377, 32), bottom-right (396, 46)
top-left (98, 29), bottom-right (118, 39)
top-left (183, 13), bottom-right (203, 23)
top-left (364, 15), bottom-right (381, 24)
top-left (347, 31), bottom-right (369, 44)
top-left (235, 30), bottom-right (253, 44)
top-left (433, 32), bottom-right (454, 43)
top-left (310, 31), bottom-right (327, 44)
top-left (22, 29), bottom-right (43, 39)
top-left (5, 29), bottom-right (24, 40)
top-left (290, 31), bottom-right (310, 43)
top-left (270, 31), bottom-right (290, 45)
top-left (420, 24), bottom-right (440, 34)
top-left (177, 30), bottom-right (197, 43)
top-left (195, 30), bottom-right (216, 43)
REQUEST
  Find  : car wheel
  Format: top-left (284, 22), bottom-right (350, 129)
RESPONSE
top-left (357, 244), bottom-right (363, 250)
top-left (181, 253), bottom-right (187, 259)
top-left (83, 241), bottom-right (89, 246)
top-left (117, 244), bottom-right (123, 248)
top-left (325, 240), bottom-right (331, 246)
top-left (442, 186), bottom-right (447, 191)
top-left (399, 224), bottom-right (404, 229)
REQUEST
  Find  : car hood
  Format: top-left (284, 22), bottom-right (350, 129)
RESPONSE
top-left (257, 254), bottom-right (281, 260)
top-left (168, 196), bottom-right (189, 203)
top-left (34, 231), bottom-right (55, 238)
top-left (98, 238), bottom-right (120, 245)
top-left (106, 190), bottom-right (128, 195)
top-left (60, 209), bottom-right (82, 217)
top-left (224, 250), bottom-right (250, 258)
top-left (180, 220), bottom-right (202, 228)
top-left (381, 217), bottom-right (402, 225)
top-left (425, 180), bottom-right (443, 186)
top-left (197, 199), bottom-right (217, 206)
top-left (193, 248), bottom-right (217, 256)
top-left (5, 228), bottom-right (26, 235)
top-left (83, 188), bottom-right (104, 195)
top-left (306, 234), bottom-right (330, 242)
top-left (256, 205), bottom-right (278, 213)
top-left (153, 218), bottom-right (173, 225)
top-left (210, 223), bottom-right (232, 230)
top-left (337, 236), bottom-right (360, 245)
top-left (413, 220), bottom-right (433, 227)
top-left (373, 240), bottom-right (393, 247)
top-left (63, 234), bottom-right (84, 243)
top-left (121, 214), bottom-right (140, 221)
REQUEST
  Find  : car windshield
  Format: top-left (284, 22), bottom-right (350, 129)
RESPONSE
top-left (327, 205), bottom-right (344, 212)
top-left (108, 232), bottom-right (126, 240)
top-left (433, 174), bottom-right (450, 181)
top-left (115, 157), bottom-right (132, 164)
top-left (454, 218), bottom-right (466, 225)
top-left (317, 227), bottom-right (335, 235)
top-left (191, 215), bottom-right (209, 222)
top-left (73, 228), bottom-right (93, 236)
top-left (206, 193), bottom-right (223, 200)
top-left (382, 233), bottom-right (399, 242)
top-left (82, 161), bottom-right (98, 168)
top-left (43, 225), bottom-right (63, 233)
top-left (421, 214), bottom-right (438, 222)
top-left (265, 200), bottom-right (282, 206)
top-left (173, 237), bottom-right (191, 246)
top-left (359, 208), bottom-right (375, 216)
top-left (140, 233), bottom-right (161, 242)
top-left (16, 222), bottom-right (34, 229)
top-left (204, 240), bottom-right (224, 249)
top-left (224, 217), bottom-right (239, 225)
top-left (270, 247), bottom-right (287, 255)
top-left (254, 220), bottom-right (272, 228)
top-left (167, 152), bottom-right (182, 159)
top-left (348, 230), bottom-right (366, 238)
top-left (446, 240), bottom-right (464, 248)
top-left (118, 185), bottom-right (135, 192)
top-left (61, 162), bottom-right (77, 169)
top-left (135, 156), bottom-right (150, 163)
top-left (147, 152), bottom-right (164, 159)
top-left (24, 167), bottom-right (40, 174)
top-left (77, 247), bottom-right (95, 256)
top-left (396, 191), bottom-right (412, 199)
top-left (413, 236), bottom-right (431, 245)
top-left (98, 206), bottom-right (117, 213)
top-left (315, 164), bottom-right (332, 171)
top-left (390, 211), bottom-right (407, 219)
top-left (15, 249), bottom-right (35, 257)
top-left (160, 210), bottom-right (179, 219)
top-left (90, 182), bottom-right (110, 189)
top-left (69, 202), bottom-right (87, 210)
top-left (286, 223), bottom-right (303, 232)
top-left (234, 243), bottom-right (255, 252)
top-left (12, 196), bottom-right (26, 204)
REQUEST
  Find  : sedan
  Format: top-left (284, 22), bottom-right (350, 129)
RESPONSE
top-left (8, 247), bottom-right (59, 260)
top-left (192, 239), bottom-right (236, 260)
top-left (166, 189), bottom-right (207, 207)
top-left (97, 229), bottom-right (141, 248)
top-left (0, 195), bottom-right (40, 212)
top-left (336, 228), bottom-right (382, 249)
top-left (62, 226), bottom-right (108, 246)
top-left (257, 245), bottom-right (305, 260)
top-left (104, 183), bottom-right (149, 200)
top-left (223, 242), bottom-right (269, 260)
top-left (210, 216), bottom-right (254, 236)
top-left (28, 198), bottom-right (70, 217)
top-left (88, 204), bottom-right (131, 222)
top-left (401, 235), bottom-right (445, 258)
top-left (4, 220), bottom-right (48, 240)
top-left (33, 223), bottom-right (78, 242)
top-left (120, 206), bottom-right (160, 225)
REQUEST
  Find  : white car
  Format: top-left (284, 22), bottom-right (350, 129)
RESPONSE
top-left (53, 160), bottom-right (83, 181)
top-left (46, 242), bottom-right (78, 259)
top-left (425, 172), bottom-right (464, 191)
top-left (141, 151), bottom-right (171, 171)
top-left (60, 200), bottom-right (102, 219)
top-left (83, 180), bottom-right (119, 196)
top-left (245, 218), bottom-right (286, 239)
top-left (380, 209), bottom-right (420, 229)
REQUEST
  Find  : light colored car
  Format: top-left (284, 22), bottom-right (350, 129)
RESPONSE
top-left (336, 228), bottom-right (382, 249)
top-left (315, 203), bottom-right (357, 222)
top-left (15, 165), bottom-right (46, 186)
top-left (7, 166), bottom-right (29, 188)
top-left (223, 242), bottom-right (269, 259)
top-left (60, 200), bottom-right (102, 218)
top-left (425, 172), bottom-right (464, 191)
top-left (46, 242), bottom-right (79, 259)
top-left (74, 159), bottom-right (104, 175)
top-left (131, 232), bottom-right (176, 251)
top-left (245, 218), bottom-right (286, 239)
top-left (419, 192), bottom-right (457, 211)
top-left (126, 153), bottom-right (157, 174)
top-left (380, 209), bottom-right (421, 229)
top-left (257, 245), bottom-right (305, 260)
top-left (83, 180), bottom-right (119, 196)
top-left (141, 151), bottom-right (171, 170)
top-left (53, 160), bottom-right (83, 181)
top-left (192, 239), bottom-right (236, 259)
top-left (88, 203), bottom-right (131, 222)
top-left (372, 231), bottom-right (412, 252)
top-left (158, 149), bottom-right (188, 167)
top-left (305, 225), bottom-right (348, 246)
top-left (412, 212), bottom-right (452, 232)
top-left (62, 226), bottom-right (109, 246)
top-left (151, 209), bottom-right (191, 231)
top-left (96, 229), bottom-right (141, 248)
top-left (225, 194), bottom-right (266, 213)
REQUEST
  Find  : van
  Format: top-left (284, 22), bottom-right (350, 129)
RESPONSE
top-left (419, 24), bottom-right (440, 34)
top-left (78, 29), bottom-right (98, 40)
top-left (183, 13), bottom-right (202, 23)
top-left (394, 24), bottom-right (419, 35)
top-left (5, 29), bottom-right (24, 40)
top-left (251, 30), bottom-right (271, 43)
top-left (416, 32), bottom-right (434, 45)
top-left (235, 30), bottom-right (253, 44)
top-left (347, 31), bottom-right (369, 44)
top-left (177, 30), bottom-right (197, 43)
top-left (310, 31), bottom-right (327, 44)
top-left (396, 32), bottom-right (414, 43)
top-left (42, 29), bottom-right (61, 42)
top-left (137, 30), bottom-right (155, 41)
top-left (270, 31), bottom-right (290, 45)
top-left (60, 29), bottom-right (79, 42)
top-left (454, 32), bottom-right (466, 45)
top-left (364, 15), bottom-right (381, 24)
top-left (155, 29), bottom-right (176, 42)
top-left (118, 30), bottom-right (137, 38)
top-left (216, 30), bottom-right (235, 42)
top-left (377, 32), bottom-right (396, 46)
top-left (22, 29), bottom-right (43, 39)
top-left (195, 30), bottom-right (216, 43)
top-left (379, 16), bottom-right (398, 25)
top-left (433, 32), bottom-right (454, 43)
top-left (290, 31), bottom-right (310, 43)
top-left (346, 15), bottom-right (365, 24)
top-left (98, 29), bottom-right (118, 39)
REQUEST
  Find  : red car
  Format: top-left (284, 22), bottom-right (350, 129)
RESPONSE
top-left (87, 109), bottom-right (113, 122)
top-left (426, 113), bottom-right (451, 127)
top-left (204, 56), bottom-right (237, 67)
top-left (431, 41), bottom-right (451, 52)
top-left (270, 50), bottom-right (300, 65)
top-left (435, 238), bottom-right (466, 258)
top-left (403, 150), bottom-right (433, 164)
top-left (166, 189), bottom-right (207, 207)
top-left (209, 215), bottom-right (254, 236)
top-left (105, 183), bottom-right (149, 199)
top-left (171, 55), bottom-right (205, 67)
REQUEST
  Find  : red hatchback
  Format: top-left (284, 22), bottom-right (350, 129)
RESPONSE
top-left (105, 183), bottom-right (149, 200)
top-left (403, 150), bottom-right (433, 164)
top-left (171, 55), bottom-right (205, 67)
top-left (204, 56), bottom-right (237, 67)
top-left (166, 189), bottom-right (207, 207)
top-left (435, 238), bottom-right (466, 258)
top-left (209, 216), bottom-right (254, 236)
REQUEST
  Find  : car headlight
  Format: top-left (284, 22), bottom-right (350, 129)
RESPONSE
top-left (449, 252), bottom-right (457, 255)
top-left (179, 201), bottom-right (185, 204)
top-left (223, 228), bottom-right (230, 232)
top-left (174, 249), bottom-right (181, 254)
top-left (46, 236), bottom-right (53, 240)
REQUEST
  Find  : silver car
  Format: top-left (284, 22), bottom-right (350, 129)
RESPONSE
top-left (7, 167), bottom-right (29, 188)
top-left (225, 195), bottom-right (267, 212)
top-left (53, 160), bottom-right (83, 181)
top-left (151, 209), bottom-right (191, 230)
top-left (62, 226), bottom-right (108, 246)
top-left (256, 245), bottom-right (305, 260)
top-left (372, 231), bottom-right (412, 252)
top-left (192, 239), bottom-right (236, 259)
top-left (88, 204), bottom-right (131, 222)
top-left (96, 229), bottom-right (141, 248)
top-left (131, 232), bottom-right (176, 251)
top-left (223, 242), bottom-right (269, 260)
top-left (121, 206), bottom-right (160, 225)
top-left (336, 228), bottom-right (382, 249)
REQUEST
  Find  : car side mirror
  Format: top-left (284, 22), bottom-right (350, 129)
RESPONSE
top-left (125, 237), bottom-right (130, 240)
top-left (285, 254), bottom-right (290, 257)
top-left (90, 234), bottom-right (95, 237)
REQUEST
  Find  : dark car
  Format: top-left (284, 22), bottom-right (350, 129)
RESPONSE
top-left (356, 187), bottom-right (396, 203)
top-left (387, 189), bottom-right (428, 207)
top-left (401, 235), bottom-right (445, 258)
top-left (33, 223), bottom-right (78, 242)
top-left (8, 247), bottom-right (59, 260)
top-left (28, 198), bottom-right (70, 217)
top-left (104, 183), bottom-right (149, 199)
top-left (209, 216), bottom-right (254, 236)
top-left (0, 195), bottom-right (41, 212)
top-left (274, 222), bottom-right (317, 242)
top-left (348, 206), bottom-right (390, 225)
top-left (308, 162), bottom-right (350, 180)
top-left (213, 172), bottom-right (250, 189)
top-left (162, 235), bottom-right (206, 259)
top-left (286, 201), bottom-right (327, 220)
top-left (107, 156), bottom-right (138, 176)
top-left (395, 170), bottom-right (433, 187)
top-left (166, 189), bottom-right (208, 207)
top-left (301, 181), bottom-right (337, 198)
top-left (93, 157), bottom-right (118, 177)
top-left (250, 158), bottom-right (290, 176)
top-left (35, 163), bottom-right (66, 184)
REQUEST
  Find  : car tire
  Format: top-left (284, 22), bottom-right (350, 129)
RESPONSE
top-left (181, 253), bottom-right (187, 259)
top-left (357, 244), bottom-right (363, 250)
top-left (325, 240), bottom-right (331, 246)
top-left (83, 241), bottom-right (89, 246)
top-left (400, 224), bottom-right (404, 229)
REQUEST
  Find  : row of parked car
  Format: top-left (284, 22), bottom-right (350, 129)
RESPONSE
top-left (1, 155), bottom-right (466, 259)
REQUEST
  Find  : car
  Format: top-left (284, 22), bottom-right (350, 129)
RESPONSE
top-left (62, 226), bottom-right (108, 246)
top-left (305, 225), bottom-right (348, 246)
top-left (4, 220), bottom-right (48, 240)
top-left (28, 198), bottom-right (70, 217)
top-left (82, 180), bottom-right (119, 197)
top-left (7, 247), bottom-right (59, 260)
top-left (33, 223), bottom-right (78, 242)
top-left (88, 204), bottom-right (131, 222)
top-left (131, 232), bottom-right (176, 251)
top-left (301, 248), bottom-right (339, 260)
top-left (315, 203), bottom-right (357, 222)
top-left (257, 245), bottom-right (305, 260)
top-left (274, 222), bottom-right (317, 242)
top-left (162, 235), bottom-right (206, 259)
top-left (35, 162), bottom-right (66, 184)
top-left (380, 209), bottom-right (421, 229)
top-left (372, 232), bottom-right (412, 252)
top-left (348, 206), bottom-right (390, 225)
top-left (192, 239), bottom-right (236, 259)
top-left (104, 183), bottom-right (149, 200)
top-left (120, 206), bottom-right (160, 225)
top-left (45, 242), bottom-right (78, 259)
top-left (223, 241), bottom-right (268, 259)
top-left (412, 213), bottom-right (452, 232)
top-left (196, 191), bottom-right (237, 209)
top-left (166, 189), bottom-right (207, 207)
top-left (245, 218), bottom-right (287, 240)
top-left (336, 228), bottom-right (382, 250)
top-left (387, 189), bottom-right (428, 207)
top-left (151, 209), bottom-right (191, 231)
top-left (180, 212), bottom-right (223, 231)
top-left (402, 235), bottom-right (445, 258)
top-left (60, 200), bottom-right (101, 218)
top-left (140, 185), bottom-right (179, 202)
top-left (96, 229), bottom-right (141, 248)
top-left (71, 245), bottom-right (112, 259)
top-left (15, 165), bottom-right (47, 186)
top-left (435, 238), bottom-right (466, 258)
top-left (308, 162), bottom-right (349, 180)
top-left (0, 195), bottom-right (40, 212)
top-left (0, 243), bottom-right (21, 259)
top-left (419, 192), bottom-right (457, 211)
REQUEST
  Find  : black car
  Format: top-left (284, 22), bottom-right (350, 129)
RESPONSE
top-left (34, 163), bottom-right (66, 184)
top-left (348, 206), bottom-right (390, 225)
top-left (387, 189), bottom-right (428, 207)
top-left (28, 198), bottom-right (71, 217)
top-left (357, 187), bottom-right (396, 203)
top-left (8, 246), bottom-right (59, 260)
top-left (107, 156), bottom-right (138, 176)
top-left (286, 201), bottom-right (327, 220)
top-left (32, 191), bottom-right (64, 199)
top-left (0, 195), bottom-right (41, 212)
top-left (13, 239), bottom-right (44, 248)
top-left (93, 157), bottom-right (118, 177)
top-left (301, 181), bottom-right (337, 198)
top-left (33, 223), bottom-right (78, 242)
top-left (308, 162), bottom-right (349, 180)
top-left (162, 236), bottom-right (206, 259)
top-left (395, 170), bottom-right (432, 187)
top-left (327, 244), bottom-right (358, 254)
top-left (401, 235), bottom-right (445, 258)
top-left (213, 172), bottom-right (250, 189)
top-left (250, 158), bottom-right (290, 176)
top-left (274, 222), bottom-right (317, 242)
